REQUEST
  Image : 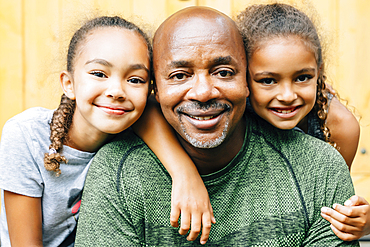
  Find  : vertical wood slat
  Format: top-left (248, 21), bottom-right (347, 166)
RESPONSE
top-left (336, 0), bottom-right (370, 202)
top-left (336, 0), bottom-right (370, 173)
top-left (23, 0), bottom-right (62, 111)
top-left (198, 0), bottom-right (231, 16)
top-left (0, 0), bottom-right (23, 132)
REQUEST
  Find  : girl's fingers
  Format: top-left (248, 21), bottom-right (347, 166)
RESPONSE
top-left (321, 212), bottom-right (360, 233)
top-left (187, 213), bottom-right (202, 241)
top-left (200, 212), bottom-right (212, 245)
top-left (179, 211), bottom-right (190, 235)
top-left (170, 205), bottom-right (180, 228)
top-left (332, 204), bottom-right (367, 218)
top-left (321, 206), bottom-right (366, 227)
top-left (321, 207), bottom-right (350, 223)
top-left (330, 224), bottom-right (360, 242)
top-left (209, 202), bottom-right (216, 224)
top-left (346, 195), bottom-right (369, 207)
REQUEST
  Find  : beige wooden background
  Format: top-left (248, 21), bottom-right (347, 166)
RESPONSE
top-left (0, 0), bottom-right (369, 202)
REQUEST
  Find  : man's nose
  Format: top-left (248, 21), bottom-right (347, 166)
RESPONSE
top-left (186, 74), bottom-right (218, 102)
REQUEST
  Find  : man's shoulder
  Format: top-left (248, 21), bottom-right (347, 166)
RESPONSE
top-left (90, 129), bottom-right (161, 178)
top-left (246, 113), bottom-right (347, 175)
top-left (95, 129), bottom-right (142, 156)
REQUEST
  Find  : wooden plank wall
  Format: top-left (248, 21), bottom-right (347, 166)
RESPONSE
top-left (1, 0), bottom-right (369, 202)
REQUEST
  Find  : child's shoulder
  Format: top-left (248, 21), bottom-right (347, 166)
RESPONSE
top-left (4, 107), bottom-right (53, 127)
top-left (1, 107), bottom-right (54, 145)
top-left (249, 112), bottom-right (343, 162)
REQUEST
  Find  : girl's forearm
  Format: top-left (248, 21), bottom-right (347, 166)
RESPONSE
top-left (132, 95), bottom-right (200, 179)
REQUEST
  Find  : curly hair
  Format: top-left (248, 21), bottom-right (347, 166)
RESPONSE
top-left (44, 16), bottom-right (152, 176)
top-left (236, 3), bottom-right (334, 146)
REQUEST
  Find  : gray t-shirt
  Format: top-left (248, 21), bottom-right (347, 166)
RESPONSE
top-left (0, 107), bottom-right (95, 247)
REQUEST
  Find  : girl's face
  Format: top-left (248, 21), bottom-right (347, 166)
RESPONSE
top-left (65, 27), bottom-right (150, 137)
top-left (248, 36), bottom-right (318, 130)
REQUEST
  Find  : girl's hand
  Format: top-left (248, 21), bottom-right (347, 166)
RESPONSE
top-left (170, 175), bottom-right (216, 245)
top-left (321, 195), bottom-right (370, 241)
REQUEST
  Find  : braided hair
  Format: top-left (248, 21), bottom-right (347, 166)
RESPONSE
top-left (236, 3), bottom-right (334, 146)
top-left (44, 16), bottom-right (152, 176)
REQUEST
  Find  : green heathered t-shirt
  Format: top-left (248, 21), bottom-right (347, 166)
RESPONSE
top-left (75, 114), bottom-right (359, 246)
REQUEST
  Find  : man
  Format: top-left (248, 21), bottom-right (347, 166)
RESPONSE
top-left (75, 7), bottom-right (358, 246)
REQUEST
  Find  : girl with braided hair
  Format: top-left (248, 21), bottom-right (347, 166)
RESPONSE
top-left (235, 2), bottom-right (369, 241)
top-left (0, 15), bottom-right (215, 246)
top-left (0, 16), bottom-right (152, 246)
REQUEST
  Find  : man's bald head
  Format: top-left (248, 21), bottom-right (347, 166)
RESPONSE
top-left (153, 6), bottom-right (245, 65)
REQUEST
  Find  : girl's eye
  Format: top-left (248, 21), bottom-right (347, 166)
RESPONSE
top-left (90, 71), bottom-right (107, 78)
top-left (128, 78), bottom-right (146, 84)
top-left (296, 75), bottom-right (313, 82)
top-left (215, 69), bottom-right (234, 78)
top-left (258, 78), bottom-right (275, 85)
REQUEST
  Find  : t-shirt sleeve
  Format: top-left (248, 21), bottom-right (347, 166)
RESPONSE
top-left (0, 119), bottom-right (43, 197)
top-left (75, 142), bottom-right (141, 247)
top-left (302, 146), bottom-right (359, 246)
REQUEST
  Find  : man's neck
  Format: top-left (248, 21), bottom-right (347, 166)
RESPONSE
top-left (180, 119), bottom-right (246, 175)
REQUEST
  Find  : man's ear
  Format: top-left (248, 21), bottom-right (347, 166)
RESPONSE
top-left (60, 71), bottom-right (75, 100)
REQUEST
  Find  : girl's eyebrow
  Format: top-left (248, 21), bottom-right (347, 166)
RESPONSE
top-left (253, 71), bottom-right (277, 77)
top-left (85, 59), bottom-right (149, 73)
top-left (85, 58), bottom-right (112, 67)
top-left (296, 68), bottom-right (316, 74)
top-left (253, 68), bottom-right (316, 77)
top-left (129, 64), bottom-right (150, 73)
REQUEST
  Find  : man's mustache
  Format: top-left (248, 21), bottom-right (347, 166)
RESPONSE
top-left (176, 101), bottom-right (231, 113)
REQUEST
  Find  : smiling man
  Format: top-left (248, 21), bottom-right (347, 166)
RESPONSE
top-left (75, 7), bottom-right (358, 246)
top-left (153, 6), bottom-right (248, 175)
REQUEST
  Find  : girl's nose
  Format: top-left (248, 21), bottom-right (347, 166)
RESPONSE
top-left (276, 82), bottom-right (297, 103)
top-left (105, 78), bottom-right (126, 100)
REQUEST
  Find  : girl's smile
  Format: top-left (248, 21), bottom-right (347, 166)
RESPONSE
top-left (94, 103), bottom-right (133, 116)
top-left (61, 27), bottom-right (150, 151)
top-left (248, 36), bottom-right (319, 130)
top-left (269, 105), bottom-right (302, 118)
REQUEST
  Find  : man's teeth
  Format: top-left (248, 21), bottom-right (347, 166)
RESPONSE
top-left (276, 109), bottom-right (294, 114)
top-left (191, 115), bottom-right (214, 120)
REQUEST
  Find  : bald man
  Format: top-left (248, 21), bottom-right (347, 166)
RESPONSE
top-left (75, 7), bottom-right (358, 246)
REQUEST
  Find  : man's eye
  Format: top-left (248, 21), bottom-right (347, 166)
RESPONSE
top-left (217, 70), bottom-right (234, 77)
top-left (296, 75), bottom-right (313, 82)
top-left (128, 78), bottom-right (146, 84)
top-left (170, 73), bottom-right (187, 80)
top-left (90, 71), bottom-right (107, 78)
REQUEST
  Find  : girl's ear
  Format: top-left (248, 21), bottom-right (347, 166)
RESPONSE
top-left (60, 71), bottom-right (75, 100)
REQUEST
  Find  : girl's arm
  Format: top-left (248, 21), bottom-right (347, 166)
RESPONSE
top-left (132, 95), bottom-right (215, 245)
top-left (4, 190), bottom-right (43, 247)
top-left (325, 96), bottom-right (360, 170)
top-left (321, 95), bottom-right (368, 241)
top-left (321, 195), bottom-right (370, 241)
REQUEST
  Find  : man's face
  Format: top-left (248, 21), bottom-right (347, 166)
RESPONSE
top-left (154, 17), bottom-right (248, 149)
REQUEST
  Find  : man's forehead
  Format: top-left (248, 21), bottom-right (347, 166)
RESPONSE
top-left (166, 16), bottom-right (227, 38)
top-left (153, 7), bottom-right (246, 69)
